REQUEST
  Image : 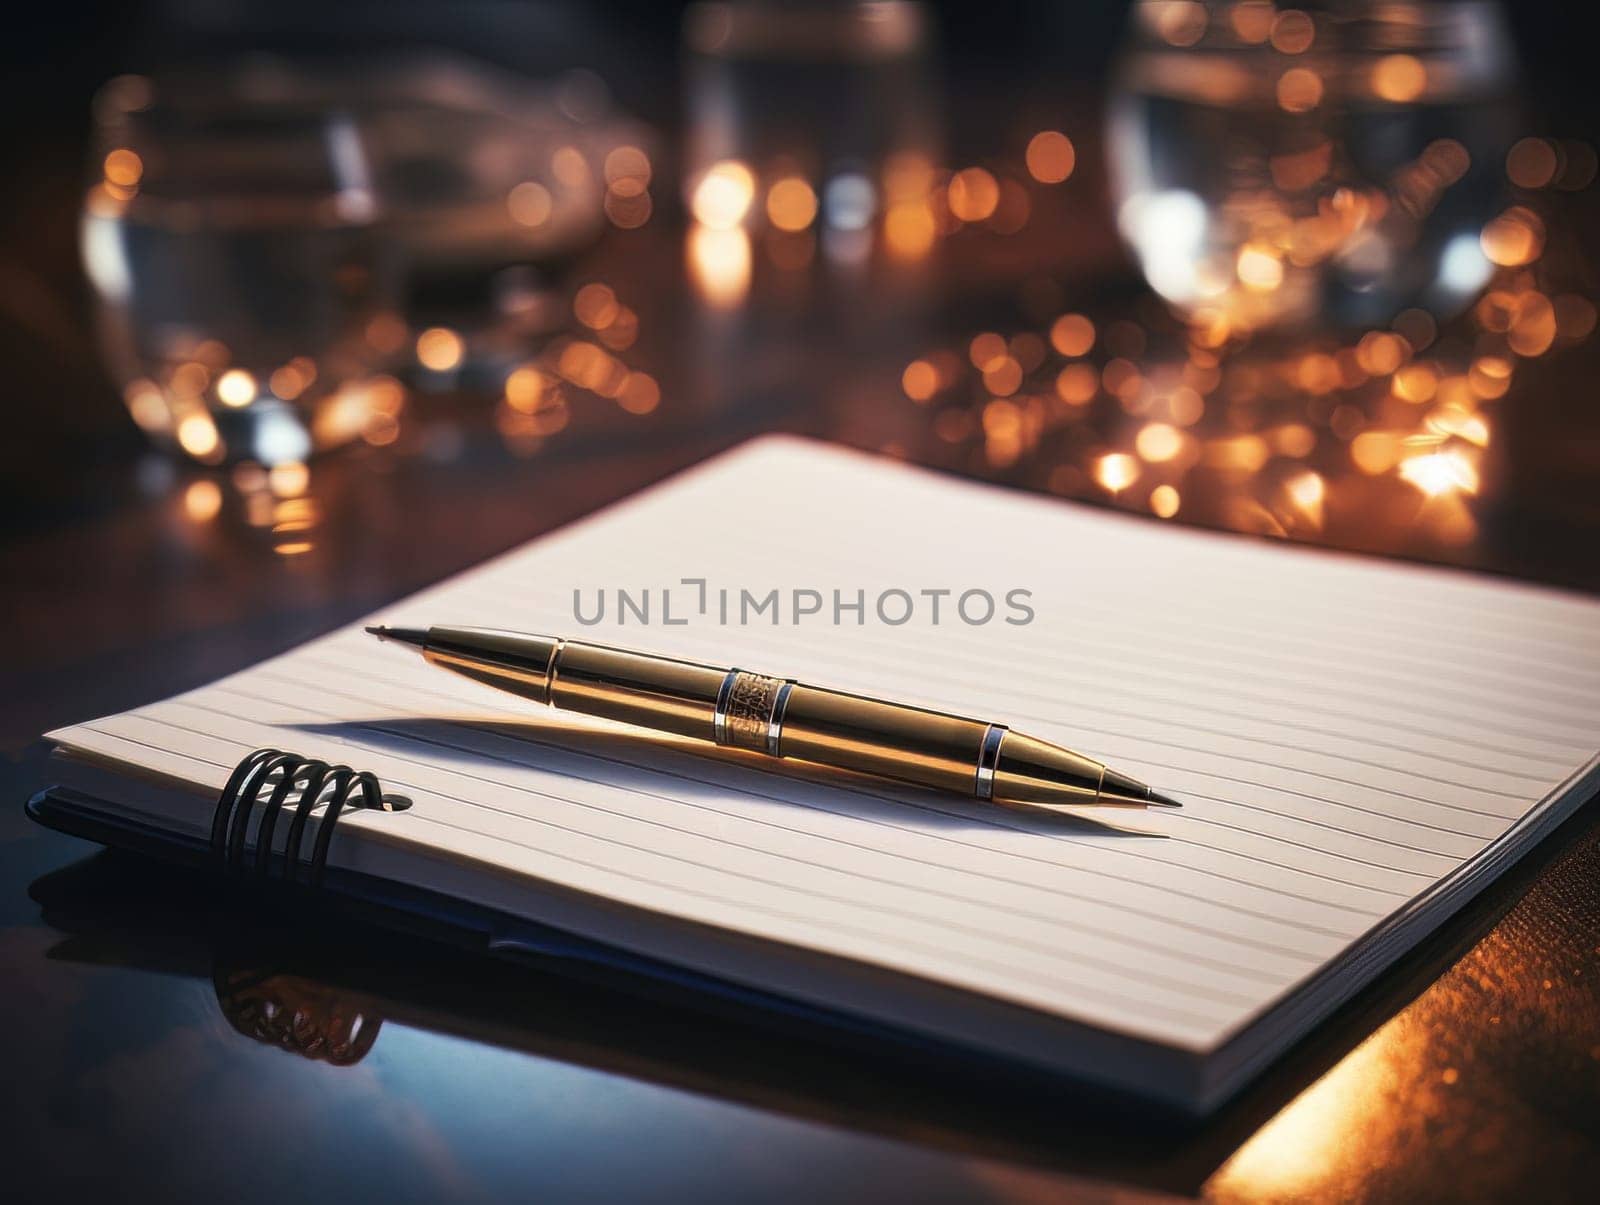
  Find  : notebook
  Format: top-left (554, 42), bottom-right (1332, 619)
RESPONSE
top-left (37, 436), bottom-right (1600, 1113)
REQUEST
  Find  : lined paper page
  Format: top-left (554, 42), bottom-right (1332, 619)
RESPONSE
top-left (49, 437), bottom-right (1600, 1056)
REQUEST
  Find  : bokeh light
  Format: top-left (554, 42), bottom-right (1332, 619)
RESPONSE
top-left (1025, 131), bottom-right (1076, 184)
top-left (416, 327), bottom-right (464, 372)
top-left (507, 181), bottom-right (554, 227)
top-left (766, 177), bottom-right (819, 232)
top-left (947, 168), bottom-right (1000, 222)
top-left (692, 160), bottom-right (757, 230)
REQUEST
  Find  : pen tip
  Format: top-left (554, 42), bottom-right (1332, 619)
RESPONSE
top-left (1147, 790), bottom-right (1183, 809)
top-left (365, 625), bottom-right (429, 650)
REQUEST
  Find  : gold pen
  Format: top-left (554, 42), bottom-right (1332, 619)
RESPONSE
top-left (366, 626), bottom-right (1181, 811)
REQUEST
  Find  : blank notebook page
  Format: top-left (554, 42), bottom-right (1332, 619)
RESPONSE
top-left (48, 436), bottom-right (1600, 1068)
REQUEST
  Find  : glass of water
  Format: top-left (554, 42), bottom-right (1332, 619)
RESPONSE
top-left (82, 68), bottom-right (402, 466)
top-left (1108, 0), bottom-right (1518, 335)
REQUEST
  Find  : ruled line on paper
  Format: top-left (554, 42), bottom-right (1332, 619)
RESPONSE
top-left (315, 634), bottom-right (1534, 824)
top-left (331, 611), bottom-right (1568, 825)
top-left (229, 629), bottom-right (1540, 882)
top-left (97, 697), bottom-right (1369, 951)
top-left (496, 616), bottom-right (1562, 800)
top-left (263, 649), bottom-right (1483, 888)
top-left (531, 480), bottom-right (1600, 660)
top-left (236, 649), bottom-right (1452, 872)
top-left (672, 463), bottom-right (1600, 640)
top-left (596, 520), bottom-right (1600, 702)
top-left (182, 680), bottom-right (1415, 920)
top-left (139, 699), bottom-right (1304, 997)
top-left (74, 718), bottom-right (1252, 1035)
top-left (406, 598), bottom-right (1590, 792)
top-left (164, 687), bottom-right (1394, 935)
top-left (462, 576), bottom-right (1600, 754)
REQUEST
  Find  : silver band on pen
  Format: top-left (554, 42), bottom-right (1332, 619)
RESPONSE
top-left (975, 723), bottom-right (1007, 800)
top-left (712, 668), bottom-right (741, 746)
top-left (767, 681), bottom-right (795, 756)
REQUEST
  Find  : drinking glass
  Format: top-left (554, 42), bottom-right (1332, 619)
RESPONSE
top-left (1108, 0), bottom-right (1518, 334)
top-left (680, 0), bottom-right (940, 416)
top-left (82, 69), bottom-right (402, 465)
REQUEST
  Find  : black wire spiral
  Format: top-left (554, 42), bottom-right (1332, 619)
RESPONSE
top-left (210, 748), bottom-right (401, 887)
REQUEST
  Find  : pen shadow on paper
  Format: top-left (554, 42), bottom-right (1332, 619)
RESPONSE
top-left (292, 715), bottom-right (1166, 840)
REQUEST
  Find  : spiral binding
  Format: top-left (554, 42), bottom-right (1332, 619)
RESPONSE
top-left (210, 748), bottom-right (405, 887)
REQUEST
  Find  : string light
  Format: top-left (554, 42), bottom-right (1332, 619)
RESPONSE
top-left (215, 369), bottom-right (257, 408)
top-left (947, 168), bottom-right (1000, 222)
top-left (603, 146), bottom-right (651, 189)
top-left (1372, 55), bottom-right (1427, 103)
top-left (182, 479), bottom-right (222, 522)
top-left (1506, 138), bottom-right (1558, 189)
top-left (508, 181), bottom-right (554, 227)
top-left (1400, 449), bottom-right (1479, 496)
top-left (1276, 68), bottom-right (1323, 113)
top-left (766, 177), bottom-right (819, 232)
top-left (1050, 314), bottom-right (1095, 357)
top-left (1025, 132), bottom-right (1076, 184)
top-left (574, 283), bottom-right (621, 330)
top-left (416, 327), bottom-right (464, 372)
top-left (1270, 10), bottom-right (1315, 54)
top-left (176, 413), bottom-right (221, 460)
top-left (1095, 453), bottom-right (1140, 493)
top-left (1135, 422), bottom-right (1184, 462)
top-left (884, 201), bottom-right (937, 259)
top-left (691, 161), bottom-right (756, 230)
top-left (103, 148), bottom-right (143, 188)
top-left (902, 360), bottom-right (939, 402)
top-left (616, 372), bottom-right (661, 415)
top-left (687, 225), bottom-right (751, 308)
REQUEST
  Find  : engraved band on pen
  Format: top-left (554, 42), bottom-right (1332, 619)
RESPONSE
top-left (713, 668), bottom-right (741, 746)
top-left (975, 723), bottom-right (1007, 800)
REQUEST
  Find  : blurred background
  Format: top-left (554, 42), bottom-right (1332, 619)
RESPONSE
top-left (5, 7), bottom-right (1600, 1199)
top-left (4, 0), bottom-right (1600, 723)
